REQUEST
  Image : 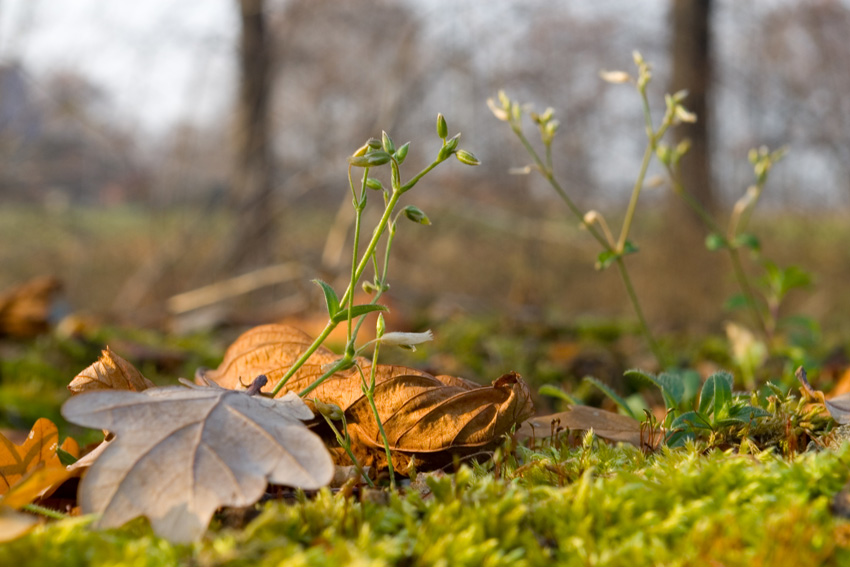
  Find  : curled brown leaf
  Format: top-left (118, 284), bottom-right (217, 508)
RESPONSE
top-left (199, 324), bottom-right (535, 471)
top-left (68, 347), bottom-right (155, 394)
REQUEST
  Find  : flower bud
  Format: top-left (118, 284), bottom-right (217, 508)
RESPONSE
top-left (436, 113), bottom-right (448, 139)
top-left (402, 205), bottom-right (431, 225)
top-left (455, 149), bottom-right (480, 166)
top-left (348, 151), bottom-right (392, 167)
top-left (381, 131), bottom-right (395, 154)
top-left (367, 137), bottom-right (383, 149)
top-left (674, 105), bottom-right (697, 124)
top-left (313, 399), bottom-right (344, 421)
top-left (376, 313), bottom-right (385, 338)
top-left (487, 98), bottom-right (509, 122)
top-left (599, 70), bottom-right (631, 84)
top-left (365, 177), bottom-right (383, 191)
top-left (394, 142), bottom-right (410, 164)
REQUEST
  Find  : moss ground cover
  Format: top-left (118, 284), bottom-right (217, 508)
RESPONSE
top-left (3, 439), bottom-right (850, 566)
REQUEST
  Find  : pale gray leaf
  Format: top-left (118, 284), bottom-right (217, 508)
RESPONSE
top-left (61, 386), bottom-right (333, 543)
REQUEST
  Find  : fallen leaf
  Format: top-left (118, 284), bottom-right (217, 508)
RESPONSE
top-left (516, 406), bottom-right (643, 447)
top-left (0, 418), bottom-right (80, 495)
top-left (67, 347), bottom-right (155, 394)
top-left (0, 466), bottom-right (77, 542)
top-left (797, 366), bottom-right (850, 424)
top-left (199, 324), bottom-right (535, 471)
top-left (0, 276), bottom-right (63, 338)
top-left (61, 382), bottom-right (334, 543)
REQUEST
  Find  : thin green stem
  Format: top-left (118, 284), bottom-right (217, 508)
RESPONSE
top-left (298, 356), bottom-right (351, 397)
top-left (728, 247), bottom-right (770, 339)
top-left (363, 343), bottom-right (396, 489)
top-left (347, 171), bottom-right (368, 343)
top-left (614, 256), bottom-right (665, 367)
top-left (617, 144), bottom-right (653, 253)
top-left (23, 503), bottom-right (67, 520)
top-left (280, 156), bottom-right (449, 396)
top-left (666, 170), bottom-right (725, 235)
top-left (319, 412), bottom-right (374, 487)
top-left (511, 127), bottom-right (611, 250)
top-left (271, 321), bottom-right (338, 396)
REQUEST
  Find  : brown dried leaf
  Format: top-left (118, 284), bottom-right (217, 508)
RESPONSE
top-left (67, 347), bottom-right (156, 394)
top-left (200, 324), bottom-right (535, 471)
top-left (516, 406), bottom-right (643, 447)
top-left (797, 366), bottom-right (850, 424)
top-left (0, 276), bottom-right (62, 338)
top-left (198, 325), bottom-right (433, 411)
top-left (61, 382), bottom-right (334, 543)
top-left (0, 418), bottom-right (80, 495)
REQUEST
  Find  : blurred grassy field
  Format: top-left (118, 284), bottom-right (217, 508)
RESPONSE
top-left (1, 202), bottom-right (847, 334)
top-left (1, 202), bottom-right (848, 436)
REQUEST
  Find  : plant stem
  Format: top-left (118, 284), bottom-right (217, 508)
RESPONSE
top-left (728, 247), bottom-right (770, 339)
top-left (271, 320), bottom-right (338, 396)
top-left (278, 156), bottom-right (448, 397)
top-left (616, 144), bottom-right (653, 253)
top-left (510, 120), bottom-right (662, 367)
top-left (347, 171), bottom-right (367, 343)
top-left (363, 342), bottom-right (396, 489)
top-left (512, 128), bottom-right (611, 250)
top-left (23, 503), bottom-right (67, 520)
top-left (665, 166), bottom-right (770, 339)
top-left (320, 413), bottom-right (374, 487)
top-left (298, 356), bottom-right (350, 397)
top-left (614, 256), bottom-right (665, 367)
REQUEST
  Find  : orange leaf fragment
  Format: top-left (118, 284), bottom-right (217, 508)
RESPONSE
top-left (0, 418), bottom-right (80, 496)
top-left (67, 347), bottom-right (155, 394)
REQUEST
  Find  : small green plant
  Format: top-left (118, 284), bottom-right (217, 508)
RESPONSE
top-left (489, 54), bottom-right (690, 369)
top-left (491, 52), bottom-right (814, 378)
top-left (265, 114), bottom-right (478, 487)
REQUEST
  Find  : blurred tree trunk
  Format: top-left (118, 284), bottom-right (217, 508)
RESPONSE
top-left (652, 0), bottom-right (722, 331)
top-left (224, 0), bottom-right (275, 272)
top-left (670, 0), bottom-right (714, 213)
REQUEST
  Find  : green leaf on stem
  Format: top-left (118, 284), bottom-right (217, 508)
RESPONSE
top-left (705, 233), bottom-right (727, 251)
top-left (595, 241), bottom-right (638, 271)
top-left (733, 233), bottom-right (760, 251)
top-left (724, 293), bottom-right (750, 311)
top-left (539, 384), bottom-right (581, 405)
top-left (583, 376), bottom-right (637, 420)
top-left (329, 304), bottom-right (388, 324)
top-left (698, 371), bottom-right (734, 417)
top-left (313, 279), bottom-right (340, 319)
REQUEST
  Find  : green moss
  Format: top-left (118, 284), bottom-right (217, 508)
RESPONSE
top-left (6, 442), bottom-right (849, 566)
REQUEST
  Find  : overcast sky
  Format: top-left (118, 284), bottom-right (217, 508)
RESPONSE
top-left (0, 0), bottom-right (239, 135)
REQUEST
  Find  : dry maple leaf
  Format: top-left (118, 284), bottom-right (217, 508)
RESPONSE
top-left (61, 382), bottom-right (334, 543)
top-left (0, 418), bottom-right (80, 495)
top-left (199, 324), bottom-right (535, 471)
top-left (67, 347), bottom-right (156, 394)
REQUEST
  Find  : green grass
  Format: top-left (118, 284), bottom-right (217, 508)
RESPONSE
top-left (3, 440), bottom-right (850, 566)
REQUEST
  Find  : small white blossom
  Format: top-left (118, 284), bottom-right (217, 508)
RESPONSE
top-left (599, 70), bottom-right (632, 84)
